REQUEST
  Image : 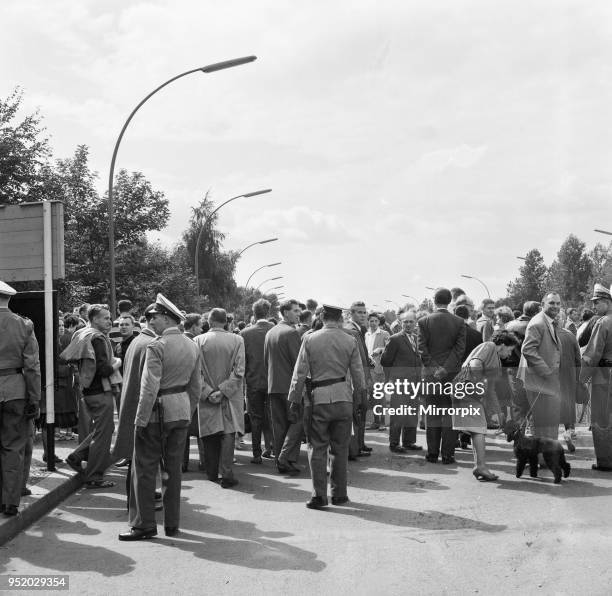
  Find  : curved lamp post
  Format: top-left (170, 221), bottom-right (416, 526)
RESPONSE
top-left (384, 299), bottom-right (400, 309)
top-left (194, 188), bottom-right (272, 292)
top-left (107, 55), bottom-right (257, 315)
top-left (256, 277), bottom-right (283, 291)
top-left (401, 294), bottom-right (418, 303)
top-left (263, 285), bottom-right (285, 294)
top-left (461, 274), bottom-right (491, 299)
top-left (245, 262), bottom-right (281, 288)
top-left (595, 229), bottom-right (612, 236)
top-left (516, 256), bottom-right (526, 261)
top-left (237, 237), bottom-right (278, 257)
top-left (425, 286), bottom-right (436, 291)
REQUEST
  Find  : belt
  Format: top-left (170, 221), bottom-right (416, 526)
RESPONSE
top-left (157, 385), bottom-right (188, 397)
top-left (311, 377), bottom-right (346, 389)
top-left (0, 368), bottom-right (22, 377)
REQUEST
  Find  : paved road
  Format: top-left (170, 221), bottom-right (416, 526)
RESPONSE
top-left (2, 429), bottom-right (611, 595)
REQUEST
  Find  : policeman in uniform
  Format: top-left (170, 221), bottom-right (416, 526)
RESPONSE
top-left (287, 304), bottom-right (365, 509)
top-left (580, 283), bottom-right (612, 471)
top-left (119, 294), bottom-right (201, 540)
top-left (0, 281), bottom-right (41, 516)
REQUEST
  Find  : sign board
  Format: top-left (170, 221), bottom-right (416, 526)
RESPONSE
top-left (0, 201), bottom-right (65, 281)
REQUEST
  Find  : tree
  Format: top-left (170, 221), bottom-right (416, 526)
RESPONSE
top-left (588, 241), bottom-right (612, 289)
top-left (0, 87), bottom-right (52, 204)
top-left (507, 249), bottom-right (548, 305)
top-left (546, 234), bottom-right (593, 305)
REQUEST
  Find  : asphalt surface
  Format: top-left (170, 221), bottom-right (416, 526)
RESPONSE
top-left (2, 428), bottom-right (611, 595)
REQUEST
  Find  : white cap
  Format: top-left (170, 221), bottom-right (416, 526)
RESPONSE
top-left (0, 281), bottom-right (16, 297)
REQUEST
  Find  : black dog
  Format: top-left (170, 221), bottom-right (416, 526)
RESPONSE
top-left (504, 420), bottom-right (571, 484)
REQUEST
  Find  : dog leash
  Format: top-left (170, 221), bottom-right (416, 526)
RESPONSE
top-left (519, 391), bottom-right (542, 432)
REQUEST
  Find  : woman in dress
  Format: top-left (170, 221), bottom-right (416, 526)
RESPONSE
top-left (453, 330), bottom-right (520, 481)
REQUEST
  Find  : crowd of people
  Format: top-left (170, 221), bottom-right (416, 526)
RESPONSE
top-left (1, 279), bottom-right (611, 541)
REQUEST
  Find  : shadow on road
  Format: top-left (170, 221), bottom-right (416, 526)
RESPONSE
top-left (156, 502), bottom-right (326, 573)
top-left (0, 517), bottom-right (136, 576)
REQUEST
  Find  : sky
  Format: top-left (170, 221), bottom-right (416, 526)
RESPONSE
top-left (2, 0), bottom-right (612, 308)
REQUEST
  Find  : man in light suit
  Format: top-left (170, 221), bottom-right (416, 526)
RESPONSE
top-left (365, 311), bottom-right (390, 430)
top-left (418, 288), bottom-right (466, 464)
top-left (264, 299), bottom-right (303, 474)
top-left (380, 310), bottom-right (423, 453)
top-left (241, 299), bottom-right (275, 464)
top-left (195, 308), bottom-right (246, 487)
top-left (517, 292), bottom-right (562, 440)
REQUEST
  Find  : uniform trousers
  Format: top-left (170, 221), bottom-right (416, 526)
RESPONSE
top-left (22, 420), bottom-right (34, 493)
top-left (591, 383), bottom-right (612, 427)
top-left (200, 432), bottom-right (235, 481)
top-left (129, 420), bottom-right (188, 530)
top-left (247, 386), bottom-right (273, 457)
top-left (526, 390), bottom-right (560, 440)
top-left (70, 391), bottom-right (114, 482)
top-left (308, 401), bottom-right (352, 498)
top-left (0, 399), bottom-right (27, 506)
top-left (269, 393), bottom-right (302, 465)
top-left (425, 393), bottom-right (457, 460)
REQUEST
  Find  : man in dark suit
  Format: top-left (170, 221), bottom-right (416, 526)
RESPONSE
top-left (380, 310), bottom-right (423, 453)
top-left (418, 288), bottom-right (466, 464)
top-left (455, 305), bottom-right (482, 360)
top-left (264, 299), bottom-right (303, 474)
top-left (344, 301), bottom-right (373, 457)
top-left (241, 299), bottom-right (275, 464)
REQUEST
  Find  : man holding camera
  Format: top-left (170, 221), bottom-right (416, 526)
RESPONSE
top-left (0, 281), bottom-right (41, 516)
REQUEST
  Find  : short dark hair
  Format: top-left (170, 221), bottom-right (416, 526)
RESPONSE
top-left (450, 287), bottom-right (466, 301)
top-left (299, 310), bottom-right (313, 324)
top-left (63, 313), bottom-right (80, 329)
top-left (184, 313), bottom-right (202, 331)
top-left (433, 288), bottom-right (452, 306)
top-left (306, 299), bottom-right (318, 311)
top-left (87, 304), bottom-right (109, 322)
top-left (455, 305), bottom-right (470, 320)
top-left (279, 299), bottom-right (299, 316)
top-left (118, 313), bottom-right (135, 324)
top-left (237, 321), bottom-right (246, 330)
top-left (567, 308), bottom-right (578, 316)
top-left (523, 301), bottom-right (541, 318)
top-left (208, 308), bottom-right (227, 325)
top-left (582, 309), bottom-right (594, 322)
top-left (367, 311), bottom-right (380, 320)
top-left (513, 310), bottom-right (521, 319)
top-left (298, 302), bottom-right (307, 311)
top-left (481, 298), bottom-right (495, 309)
top-left (490, 329), bottom-right (520, 347)
top-left (78, 303), bottom-right (90, 317)
top-left (117, 299), bottom-right (133, 313)
top-left (252, 298), bottom-right (271, 320)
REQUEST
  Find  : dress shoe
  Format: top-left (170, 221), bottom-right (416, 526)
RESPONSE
top-left (3, 505), bottom-right (18, 517)
top-left (164, 526), bottom-right (179, 537)
top-left (64, 455), bottom-right (83, 473)
top-left (261, 450), bottom-right (273, 459)
top-left (277, 463), bottom-right (299, 476)
top-left (250, 455), bottom-right (263, 464)
top-left (306, 496), bottom-right (328, 510)
top-left (425, 454), bottom-right (438, 463)
top-left (21, 488), bottom-right (32, 497)
top-left (287, 462), bottom-right (301, 473)
top-left (348, 455), bottom-right (357, 461)
top-left (115, 458), bottom-right (130, 468)
top-left (118, 527), bottom-right (157, 541)
top-left (366, 423), bottom-right (380, 430)
top-left (220, 478), bottom-right (239, 489)
top-left (361, 445), bottom-right (373, 452)
top-left (390, 445), bottom-right (408, 454)
top-left (357, 450), bottom-right (371, 457)
top-left (403, 443), bottom-right (423, 451)
top-left (472, 469), bottom-right (499, 482)
top-left (592, 464), bottom-right (612, 472)
top-left (331, 496), bottom-right (349, 505)
top-left (442, 456), bottom-right (456, 464)
top-left (43, 454), bottom-right (63, 464)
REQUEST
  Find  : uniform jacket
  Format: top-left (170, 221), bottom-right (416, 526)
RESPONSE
top-left (0, 306), bottom-right (41, 403)
top-left (112, 328), bottom-right (156, 459)
top-left (264, 321), bottom-right (301, 394)
top-left (580, 314), bottom-right (612, 386)
top-left (417, 309), bottom-right (466, 381)
top-left (343, 320), bottom-right (372, 387)
top-left (240, 320), bottom-right (274, 390)
top-left (195, 328), bottom-right (246, 436)
top-left (134, 328), bottom-right (201, 427)
top-left (558, 328), bottom-right (581, 424)
top-left (517, 311), bottom-right (561, 394)
top-left (288, 326), bottom-right (365, 405)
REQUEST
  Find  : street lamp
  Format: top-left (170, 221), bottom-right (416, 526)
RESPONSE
top-left (237, 237), bottom-right (278, 257)
top-left (256, 277), bottom-right (283, 291)
top-left (595, 229), bottom-right (612, 236)
top-left (264, 285), bottom-right (285, 294)
top-left (385, 299), bottom-right (400, 309)
top-left (245, 263), bottom-right (281, 287)
top-left (425, 286), bottom-right (436, 291)
top-left (401, 294), bottom-right (418, 303)
top-left (461, 274), bottom-right (491, 298)
top-left (194, 189), bottom-right (272, 292)
top-left (516, 256), bottom-right (526, 261)
top-left (107, 55), bottom-right (257, 315)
